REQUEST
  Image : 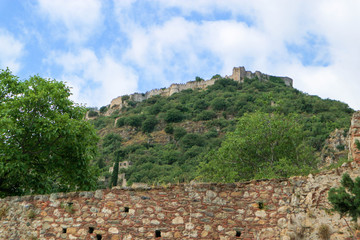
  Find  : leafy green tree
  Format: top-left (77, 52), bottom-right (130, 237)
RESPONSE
top-left (328, 173), bottom-right (360, 222)
top-left (0, 69), bottom-right (99, 197)
top-left (328, 173), bottom-right (360, 239)
top-left (198, 112), bottom-right (316, 182)
top-left (109, 150), bottom-right (125, 187)
top-left (110, 158), bottom-right (120, 187)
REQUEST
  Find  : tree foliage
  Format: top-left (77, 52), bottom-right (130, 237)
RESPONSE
top-left (328, 173), bottom-right (360, 222)
top-left (198, 112), bottom-right (317, 182)
top-left (0, 69), bottom-right (99, 197)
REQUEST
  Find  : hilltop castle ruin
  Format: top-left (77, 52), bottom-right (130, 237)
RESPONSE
top-left (108, 66), bottom-right (293, 111)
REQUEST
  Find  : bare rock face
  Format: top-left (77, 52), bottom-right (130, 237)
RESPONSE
top-left (320, 128), bottom-right (348, 167)
top-left (348, 111), bottom-right (360, 162)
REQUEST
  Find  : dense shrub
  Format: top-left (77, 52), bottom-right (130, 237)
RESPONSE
top-left (142, 116), bottom-right (158, 133)
top-left (165, 109), bottom-right (184, 123)
top-left (173, 127), bottom-right (187, 141)
top-left (122, 95), bottom-right (130, 101)
top-left (195, 76), bottom-right (204, 82)
top-left (99, 106), bottom-right (108, 114)
top-left (211, 97), bottom-right (227, 111)
top-left (193, 99), bottom-right (209, 111)
top-left (164, 124), bottom-right (174, 134)
top-left (125, 115), bottom-right (144, 128)
top-left (180, 133), bottom-right (205, 149)
top-left (211, 74), bottom-right (221, 79)
top-left (197, 110), bottom-right (217, 121)
top-left (88, 110), bottom-right (99, 117)
top-left (116, 117), bottom-right (126, 127)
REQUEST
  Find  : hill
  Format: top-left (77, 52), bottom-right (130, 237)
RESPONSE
top-left (87, 67), bottom-right (354, 187)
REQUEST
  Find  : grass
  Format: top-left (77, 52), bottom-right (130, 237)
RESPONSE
top-left (0, 205), bottom-right (8, 219)
top-left (318, 224), bottom-right (331, 240)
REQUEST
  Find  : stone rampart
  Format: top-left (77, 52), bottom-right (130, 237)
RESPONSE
top-left (1, 162), bottom-right (359, 240)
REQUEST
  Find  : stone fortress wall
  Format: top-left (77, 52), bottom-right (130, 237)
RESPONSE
top-left (108, 67), bottom-right (293, 113)
top-left (1, 112), bottom-right (360, 239)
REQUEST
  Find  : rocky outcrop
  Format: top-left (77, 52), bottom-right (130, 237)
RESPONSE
top-left (349, 111), bottom-right (360, 162)
top-left (107, 67), bottom-right (293, 114)
top-left (321, 128), bottom-right (349, 167)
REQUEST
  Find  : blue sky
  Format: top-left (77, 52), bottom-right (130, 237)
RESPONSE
top-left (0, 0), bottom-right (359, 110)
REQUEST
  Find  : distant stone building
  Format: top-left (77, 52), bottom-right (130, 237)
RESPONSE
top-left (109, 161), bottom-right (132, 187)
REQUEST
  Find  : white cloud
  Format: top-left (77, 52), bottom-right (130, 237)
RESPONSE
top-left (51, 49), bottom-right (138, 107)
top-left (37, 0), bottom-right (103, 43)
top-left (113, 0), bottom-right (360, 109)
top-left (0, 29), bottom-right (23, 73)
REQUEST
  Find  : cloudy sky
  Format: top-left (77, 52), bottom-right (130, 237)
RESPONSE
top-left (0, 0), bottom-right (359, 110)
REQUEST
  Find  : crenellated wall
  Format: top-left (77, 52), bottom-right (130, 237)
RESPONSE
top-left (108, 67), bottom-right (293, 112)
top-left (1, 112), bottom-right (359, 240)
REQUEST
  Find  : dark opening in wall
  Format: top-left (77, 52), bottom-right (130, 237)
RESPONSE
top-left (236, 231), bottom-right (241, 237)
top-left (258, 201), bottom-right (264, 209)
top-left (96, 234), bottom-right (102, 240)
top-left (62, 228), bottom-right (67, 233)
top-left (155, 230), bottom-right (161, 238)
top-left (67, 202), bottom-right (73, 207)
top-left (89, 227), bottom-right (94, 233)
top-left (124, 207), bottom-right (129, 212)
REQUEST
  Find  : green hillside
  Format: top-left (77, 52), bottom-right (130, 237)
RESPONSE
top-left (89, 75), bottom-right (353, 186)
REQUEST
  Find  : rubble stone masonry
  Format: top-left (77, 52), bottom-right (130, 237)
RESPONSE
top-left (1, 111), bottom-right (360, 240)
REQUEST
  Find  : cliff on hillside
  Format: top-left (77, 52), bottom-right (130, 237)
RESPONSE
top-left (107, 66), bottom-right (293, 114)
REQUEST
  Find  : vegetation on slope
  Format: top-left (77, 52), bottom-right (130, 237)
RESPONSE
top-left (90, 76), bottom-right (353, 186)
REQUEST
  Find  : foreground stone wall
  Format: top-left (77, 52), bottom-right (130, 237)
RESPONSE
top-left (1, 161), bottom-right (359, 240)
top-left (2, 113), bottom-right (359, 240)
